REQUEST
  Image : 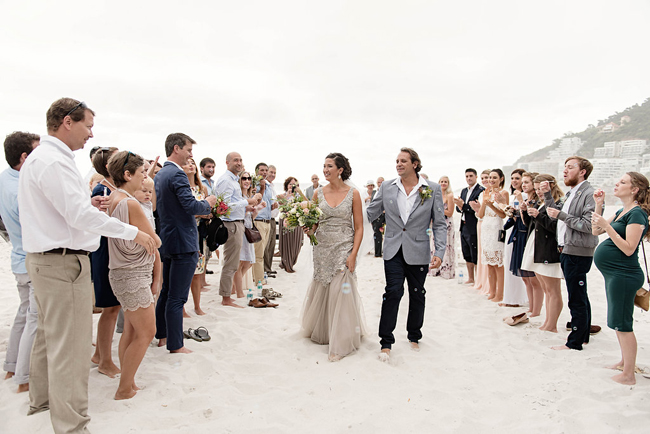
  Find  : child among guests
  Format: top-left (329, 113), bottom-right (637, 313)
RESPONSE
top-left (134, 177), bottom-right (155, 230)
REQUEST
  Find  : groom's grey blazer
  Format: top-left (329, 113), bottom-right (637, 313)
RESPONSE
top-left (367, 178), bottom-right (447, 265)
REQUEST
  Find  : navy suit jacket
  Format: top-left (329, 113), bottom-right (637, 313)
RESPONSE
top-left (155, 161), bottom-right (212, 255)
top-left (457, 184), bottom-right (484, 235)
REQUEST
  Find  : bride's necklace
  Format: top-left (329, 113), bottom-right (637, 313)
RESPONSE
top-left (116, 188), bottom-right (135, 199)
top-left (102, 178), bottom-right (118, 191)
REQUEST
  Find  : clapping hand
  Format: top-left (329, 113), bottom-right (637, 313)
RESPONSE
top-left (527, 207), bottom-right (539, 218)
top-left (593, 189), bottom-right (605, 206)
top-left (468, 200), bottom-right (480, 212)
top-left (453, 196), bottom-right (464, 208)
top-left (546, 207), bottom-right (559, 218)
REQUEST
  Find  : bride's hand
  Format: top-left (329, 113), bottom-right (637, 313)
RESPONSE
top-left (345, 254), bottom-right (356, 273)
top-left (302, 225), bottom-right (315, 236)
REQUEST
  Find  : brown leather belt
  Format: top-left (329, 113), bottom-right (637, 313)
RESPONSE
top-left (42, 248), bottom-right (90, 256)
top-left (557, 246), bottom-right (564, 254)
top-left (255, 219), bottom-right (272, 223)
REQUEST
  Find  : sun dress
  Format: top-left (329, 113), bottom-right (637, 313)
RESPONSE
top-left (481, 193), bottom-right (504, 267)
top-left (429, 201), bottom-right (455, 279)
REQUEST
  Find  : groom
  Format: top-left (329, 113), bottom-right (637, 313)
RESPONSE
top-left (367, 147), bottom-right (446, 361)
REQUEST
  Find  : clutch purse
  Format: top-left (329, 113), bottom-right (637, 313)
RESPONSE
top-left (497, 229), bottom-right (506, 243)
top-left (636, 243), bottom-right (650, 311)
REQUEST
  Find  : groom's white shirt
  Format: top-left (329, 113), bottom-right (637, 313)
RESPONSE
top-left (393, 175), bottom-right (428, 225)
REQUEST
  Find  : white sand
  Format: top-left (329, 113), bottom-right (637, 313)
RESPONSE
top-left (1, 239), bottom-right (650, 434)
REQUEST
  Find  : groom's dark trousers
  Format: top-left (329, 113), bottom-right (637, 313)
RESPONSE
top-left (379, 248), bottom-right (428, 349)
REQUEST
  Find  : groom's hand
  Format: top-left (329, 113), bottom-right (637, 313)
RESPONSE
top-left (429, 256), bottom-right (442, 269)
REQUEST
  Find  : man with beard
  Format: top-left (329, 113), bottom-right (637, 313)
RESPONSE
top-left (543, 156), bottom-right (601, 351)
top-left (253, 162), bottom-right (277, 284)
top-left (200, 157), bottom-right (216, 196)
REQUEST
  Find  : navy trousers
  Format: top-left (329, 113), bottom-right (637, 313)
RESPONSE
top-left (560, 253), bottom-right (593, 350)
top-left (155, 252), bottom-right (198, 351)
top-left (379, 248), bottom-right (428, 349)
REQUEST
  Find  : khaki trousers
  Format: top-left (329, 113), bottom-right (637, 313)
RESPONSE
top-left (26, 252), bottom-right (92, 434)
top-left (252, 221), bottom-right (271, 283)
top-left (264, 218), bottom-right (277, 273)
top-left (219, 221), bottom-right (244, 296)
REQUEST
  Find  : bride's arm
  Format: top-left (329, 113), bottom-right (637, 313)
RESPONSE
top-left (347, 189), bottom-right (364, 272)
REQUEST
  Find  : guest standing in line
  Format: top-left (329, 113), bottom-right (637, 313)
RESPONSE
top-left (0, 131), bottom-right (39, 393)
top-left (215, 152), bottom-right (261, 307)
top-left (430, 175), bottom-right (455, 279)
top-left (106, 151), bottom-right (161, 400)
top-left (199, 157), bottom-right (217, 280)
top-left (500, 169), bottom-right (528, 307)
top-left (253, 162), bottom-right (277, 285)
top-left (472, 169), bottom-right (492, 293)
top-left (454, 168), bottom-right (484, 284)
top-left (592, 172), bottom-right (649, 385)
top-left (19, 98), bottom-right (156, 433)
top-left (278, 177), bottom-right (306, 273)
top-left (155, 133), bottom-right (216, 352)
top-left (478, 169), bottom-right (507, 302)
top-left (546, 156), bottom-right (601, 351)
top-left (521, 175), bottom-right (564, 332)
top-left (88, 146), bottom-right (123, 378)
top-left (305, 174), bottom-right (322, 202)
top-left (264, 165), bottom-right (279, 275)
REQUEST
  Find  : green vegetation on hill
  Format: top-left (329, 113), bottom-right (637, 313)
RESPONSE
top-left (516, 97), bottom-right (650, 163)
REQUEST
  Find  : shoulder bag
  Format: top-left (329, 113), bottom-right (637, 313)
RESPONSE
top-left (636, 242), bottom-right (650, 311)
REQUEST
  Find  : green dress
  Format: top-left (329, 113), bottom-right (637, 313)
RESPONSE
top-left (593, 206), bottom-right (648, 332)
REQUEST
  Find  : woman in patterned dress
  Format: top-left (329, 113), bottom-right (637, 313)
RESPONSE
top-left (430, 176), bottom-right (455, 279)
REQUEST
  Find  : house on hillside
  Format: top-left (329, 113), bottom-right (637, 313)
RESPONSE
top-left (599, 122), bottom-right (620, 133)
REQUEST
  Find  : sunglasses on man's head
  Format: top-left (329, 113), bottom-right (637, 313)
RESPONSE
top-left (64, 101), bottom-right (87, 118)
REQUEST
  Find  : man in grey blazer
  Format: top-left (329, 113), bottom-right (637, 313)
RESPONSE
top-left (367, 148), bottom-right (446, 361)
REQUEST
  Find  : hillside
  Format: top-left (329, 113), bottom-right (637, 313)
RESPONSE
top-left (516, 97), bottom-right (650, 162)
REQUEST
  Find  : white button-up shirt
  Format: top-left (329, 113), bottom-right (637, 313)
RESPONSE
top-left (215, 170), bottom-right (249, 221)
top-left (556, 180), bottom-right (585, 247)
top-left (18, 135), bottom-right (138, 253)
top-left (393, 175), bottom-right (428, 225)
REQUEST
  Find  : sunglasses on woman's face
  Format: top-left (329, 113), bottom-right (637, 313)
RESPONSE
top-left (241, 176), bottom-right (252, 181)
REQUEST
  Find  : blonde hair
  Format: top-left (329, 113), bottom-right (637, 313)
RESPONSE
top-left (438, 176), bottom-right (452, 195)
top-left (534, 174), bottom-right (564, 204)
top-left (521, 172), bottom-right (539, 202)
top-left (142, 176), bottom-right (154, 190)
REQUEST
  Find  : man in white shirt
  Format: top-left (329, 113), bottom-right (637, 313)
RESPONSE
top-left (200, 157), bottom-right (216, 196)
top-left (18, 98), bottom-right (156, 434)
top-left (264, 165), bottom-right (279, 274)
top-left (215, 152), bottom-right (261, 307)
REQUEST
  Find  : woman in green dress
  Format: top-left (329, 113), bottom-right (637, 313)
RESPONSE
top-left (592, 172), bottom-right (650, 385)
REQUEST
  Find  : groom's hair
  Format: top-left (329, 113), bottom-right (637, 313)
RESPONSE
top-left (400, 147), bottom-right (422, 173)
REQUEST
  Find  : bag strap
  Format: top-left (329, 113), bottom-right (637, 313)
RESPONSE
top-left (642, 242), bottom-right (650, 286)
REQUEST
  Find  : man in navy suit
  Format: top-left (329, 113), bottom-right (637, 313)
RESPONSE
top-left (454, 168), bottom-right (484, 284)
top-left (155, 133), bottom-right (217, 353)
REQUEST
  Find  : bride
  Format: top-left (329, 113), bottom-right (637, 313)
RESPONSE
top-left (301, 152), bottom-right (367, 361)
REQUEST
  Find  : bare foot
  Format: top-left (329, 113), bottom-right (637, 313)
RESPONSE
top-left (183, 309), bottom-right (191, 318)
top-left (98, 363), bottom-right (121, 378)
top-left (157, 338), bottom-right (167, 348)
top-left (410, 342), bottom-right (420, 352)
top-left (490, 297), bottom-right (503, 303)
top-left (329, 354), bottom-right (343, 362)
top-left (378, 348), bottom-right (390, 362)
top-left (4, 372), bottom-right (14, 380)
top-left (171, 346), bottom-right (193, 354)
top-left (464, 280), bottom-right (475, 285)
top-left (195, 308), bottom-right (206, 316)
top-left (90, 353), bottom-right (100, 365)
top-left (487, 294), bottom-right (496, 300)
top-left (132, 383), bottom-right (141, 391)
top-left (612, 373), bottom-right (636, 385)
top-left (222, 297), bottom-right (244, 308)
top-left (17, 383), bottom-right (29, 393)
top-left (114, 388), bottom-right (137, 400)
top-left (529, 313), bottom-right (540, 318)
top-left (201, 286), bottom-right (211, 293)
top-left (551, 345), bottom-right (571, 350)
top-left (605, 361), bottom-right (624, 370)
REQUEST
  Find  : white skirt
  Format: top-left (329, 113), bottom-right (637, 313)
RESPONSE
top-left (520, 231), bottom-right (563, 279)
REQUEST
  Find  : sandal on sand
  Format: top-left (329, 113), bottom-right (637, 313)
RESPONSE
top-left (248, 298), bottom-right (267, 308)
top-left (615, 365), bottom-right (648, 375)
top-left (195, 326), bottom-right (211, 341)
top-left (504, 312), bottom-right (529, 326)
top-left (183, 329), bottom-right (202, 342)
top-left (261, 297), bottom-right (279, 308)
top-left (262, 288), bottom-right (282, 299)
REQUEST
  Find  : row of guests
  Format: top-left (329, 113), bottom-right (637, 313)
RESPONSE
top-left (455, 158), bottom-right (649, 385)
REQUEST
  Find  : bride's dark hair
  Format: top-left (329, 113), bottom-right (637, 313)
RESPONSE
top-left (326, 153), bottom-right (352, 181)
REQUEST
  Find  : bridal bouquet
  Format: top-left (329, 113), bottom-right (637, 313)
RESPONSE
top-left (251, 174), bottom-right (264, 189)
top-left (278, 197), bottom-right (322, 246)
top-left (211, 193), bottom-right (231, 218)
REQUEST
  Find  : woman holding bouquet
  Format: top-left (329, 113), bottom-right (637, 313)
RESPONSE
top-left (278, 177), bottom-right (306, 273)
top-left (301, 153), bottom-right (367, 361)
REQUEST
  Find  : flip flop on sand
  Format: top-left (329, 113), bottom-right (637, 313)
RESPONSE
top-left (615, 365), bottom-right (648, 375)
top-left (183, 329), bottom-right (202, 342)
top-left (504, 312), bottom-right (529, 326)
top-left (195, 327), bottom-right (211, 341)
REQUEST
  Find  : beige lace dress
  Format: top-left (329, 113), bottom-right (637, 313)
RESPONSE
top-left (300, 188), bottom-right (367, 359)
top-left (108, 195), bottom-right (155, 311)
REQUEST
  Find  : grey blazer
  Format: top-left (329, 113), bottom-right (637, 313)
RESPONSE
top-left (367, 178), bottom-right (446, 265)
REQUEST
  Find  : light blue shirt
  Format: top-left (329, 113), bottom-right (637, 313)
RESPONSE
top-left (215, 170), bottom-right (249, 221)
top-left (255, 180), bottom-right (275, 220)
top-left (201, 176), bottom-right (215, 196)
top-left (0, 168), bottom-right (26, 274)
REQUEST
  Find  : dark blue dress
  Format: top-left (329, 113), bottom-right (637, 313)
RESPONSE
top-left (90, 183), bottom-right (120, 307)
top-left (505, 214), bottom-right (534, 278)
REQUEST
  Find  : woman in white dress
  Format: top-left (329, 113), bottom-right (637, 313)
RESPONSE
top-left (472, 170), bottom-right (492, 293)
top-left (478, 169), bottom-right (508, 302)
top-left (301, 153), bottom-right (367, 361)
top-left (521, 174), bottom-right (565, 332)
top-left (501, 169), bottom-right (529, 307)
top-left (233, 171), bottom-right (263, 298)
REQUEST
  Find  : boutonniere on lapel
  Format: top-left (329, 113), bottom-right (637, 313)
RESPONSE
top-left (419, 185), bottom-right (432, 205)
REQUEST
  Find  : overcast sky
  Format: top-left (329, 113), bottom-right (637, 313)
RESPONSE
top-left (1, 0), bottom-right (649, 191)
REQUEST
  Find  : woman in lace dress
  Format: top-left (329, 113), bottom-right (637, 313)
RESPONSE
top-left (301, 153), bottom-right (367, 361)
top-left (478, 169), bottom-right (507, 302)
top-left (429, 176), bottom-right (455, 279)
top-left (106, 151), bottom-right (161, 400)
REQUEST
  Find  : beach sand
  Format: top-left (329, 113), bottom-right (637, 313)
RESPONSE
top-left (1, 239), bottom-right (650, 434)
